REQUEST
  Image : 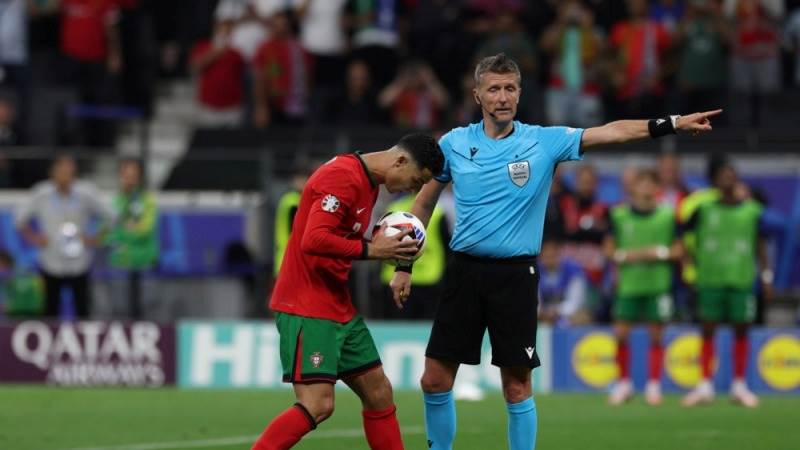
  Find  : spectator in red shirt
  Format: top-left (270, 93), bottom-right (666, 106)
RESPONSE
top-left (725, 0), bottom-right (784, 125)
top-left (60, 0), bottom-right (121, 70)
top-left (252, 9), bottom-right (312, 128)
top-left (610, 0), bottom-right (672, 118)
top-left (56, 0), bottom-right (123, 145)
top-left (378, 61), bottom-right (450, 130)
top-left (560, 164), bottom-right (610, 287)
top-left (190, 18), bottom-right (246, 128)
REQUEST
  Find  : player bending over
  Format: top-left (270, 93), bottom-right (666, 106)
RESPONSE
top-left (251, 134), bottom-right (444, 450)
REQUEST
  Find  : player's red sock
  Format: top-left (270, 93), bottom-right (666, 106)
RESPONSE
top-left (733, 334), bottom-right (749, 379)
top-left (616, 341), bottom-right (630, 380)
top-left (648, 343), bottom-right (664, 382)
top-left (252, 403), bottom-right (315, 450)
top-left (362, 404), bottom-right (404, 450)
top-left (701, 336), bottom-right (714, 380)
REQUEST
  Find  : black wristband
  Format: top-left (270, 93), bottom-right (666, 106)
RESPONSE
top-left (360, 240), bottom-right (369, 260)
top-left (395, 264), bottom-right (413, 274)
top-left (648, 116), bottom-right (677, 138)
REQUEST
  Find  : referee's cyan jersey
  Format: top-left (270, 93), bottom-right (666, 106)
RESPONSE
top-left (435, 120), bottom-right (584, 258)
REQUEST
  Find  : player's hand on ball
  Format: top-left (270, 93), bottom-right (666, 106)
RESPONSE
top-left (368, 222), bottom-right (420, 261)
top-left (390, 272), bottom-right (412, 309)
top-left (677, 109), bottom-right (723, 135)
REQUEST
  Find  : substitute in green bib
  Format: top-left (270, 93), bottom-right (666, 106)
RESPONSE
top-left (105, 160), bottom-right (159, 318)
top-left (380, 194), bottom-right (449, 319)
top-left (678, 154), bottom-right (724, 285)
top-left (681, 157), bottom-right (772, 408)
top-left (605, 170), bottom-right (682, 407)
top-left (273, 169), bottom-right (310, 276)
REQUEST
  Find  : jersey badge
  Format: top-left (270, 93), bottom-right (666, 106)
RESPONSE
top-left (310, 352), bottom-right (324, 368)
top-left (321, 194), bottom-right (340, 212)
top-left (508, 161), bottom-right (530, 187)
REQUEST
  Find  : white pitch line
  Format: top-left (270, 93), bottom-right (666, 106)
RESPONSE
top-left (60, 426), bottom-right (425, 450)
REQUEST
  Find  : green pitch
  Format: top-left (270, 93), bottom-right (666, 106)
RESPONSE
top-left (1, 386), bottom-right (797, 450)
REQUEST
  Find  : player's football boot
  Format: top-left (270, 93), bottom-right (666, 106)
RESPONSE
top-left (730, 379), bottom-right (759, 408)
top-left (608, 379), bottom-right (634, 405)
top-left (644, 381), bottom-right (663, 406)
top-left (681, 379), bottom-right (715, 407)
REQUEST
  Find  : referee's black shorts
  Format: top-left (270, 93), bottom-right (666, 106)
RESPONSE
top-left (426, 252), bottom-right (541, 368)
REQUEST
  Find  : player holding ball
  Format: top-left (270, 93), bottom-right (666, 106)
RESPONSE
top-left (251, 133), bottom-right (443, 450)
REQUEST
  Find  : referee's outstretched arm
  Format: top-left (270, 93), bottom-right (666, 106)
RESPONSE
top-left (581, 109), bottom-right (723, 148)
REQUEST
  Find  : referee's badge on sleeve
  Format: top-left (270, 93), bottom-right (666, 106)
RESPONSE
top-left (507, 161), bottom-right (530, 187)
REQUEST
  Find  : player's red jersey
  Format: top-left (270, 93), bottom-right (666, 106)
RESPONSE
top-left (270, 153), bottom-right (379, 323)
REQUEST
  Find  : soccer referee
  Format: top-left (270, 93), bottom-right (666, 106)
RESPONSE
top-left (390, 53), bottom-right (721, 450)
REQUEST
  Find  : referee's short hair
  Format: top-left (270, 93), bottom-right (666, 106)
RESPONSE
top-left (474, 53), bottom-right (521, 86)
top-left (397, 133), bottom-right (444, 176)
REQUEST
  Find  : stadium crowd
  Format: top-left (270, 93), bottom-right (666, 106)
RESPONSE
top-left (0, 0), bottom-right (794, 326)
top-left (0, 0), bottom-right (800, 151)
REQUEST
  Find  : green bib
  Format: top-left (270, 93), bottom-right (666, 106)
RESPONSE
top-left (380, 196), bottom-right (446, 286)
top-left (3, 271), bottom-right (44, 316)
top-left (274, 190), bottom-right (301, 276)
top-left (694, 200), bottom-right (762, 289)
top-left (611, 205), bottom-right (675, 297)
top-left (107, 191), bottom-right (159, 270)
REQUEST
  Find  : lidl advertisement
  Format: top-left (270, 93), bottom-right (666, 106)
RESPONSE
top-left (552, 326), bottom-right (800, 394)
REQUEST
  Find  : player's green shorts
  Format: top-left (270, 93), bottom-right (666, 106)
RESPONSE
top-left (697, 288), bottom-right (756, 323)
top-left (613, 293), bottom-right (673, 322)
top-left (275, 312), bottom-right (382, 384)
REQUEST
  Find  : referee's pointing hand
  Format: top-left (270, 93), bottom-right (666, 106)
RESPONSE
top-left (675, 109), bottom-right (723, 135)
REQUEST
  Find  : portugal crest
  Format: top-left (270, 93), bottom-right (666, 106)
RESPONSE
top-left (507, 161), bottom-right (530, 187)
top-left (310, 352), bottom-right (324, 368)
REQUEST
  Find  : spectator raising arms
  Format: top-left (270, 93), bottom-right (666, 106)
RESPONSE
top-left (378, 62), bottom-right (449, 130)
top-left (540, 0), bottom-right (606, 127)
top-left (610, 0), bottom-right (672, 118)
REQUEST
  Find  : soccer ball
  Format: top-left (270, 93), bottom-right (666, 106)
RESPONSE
top-left (374, 211), bottom-right (427, 266)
